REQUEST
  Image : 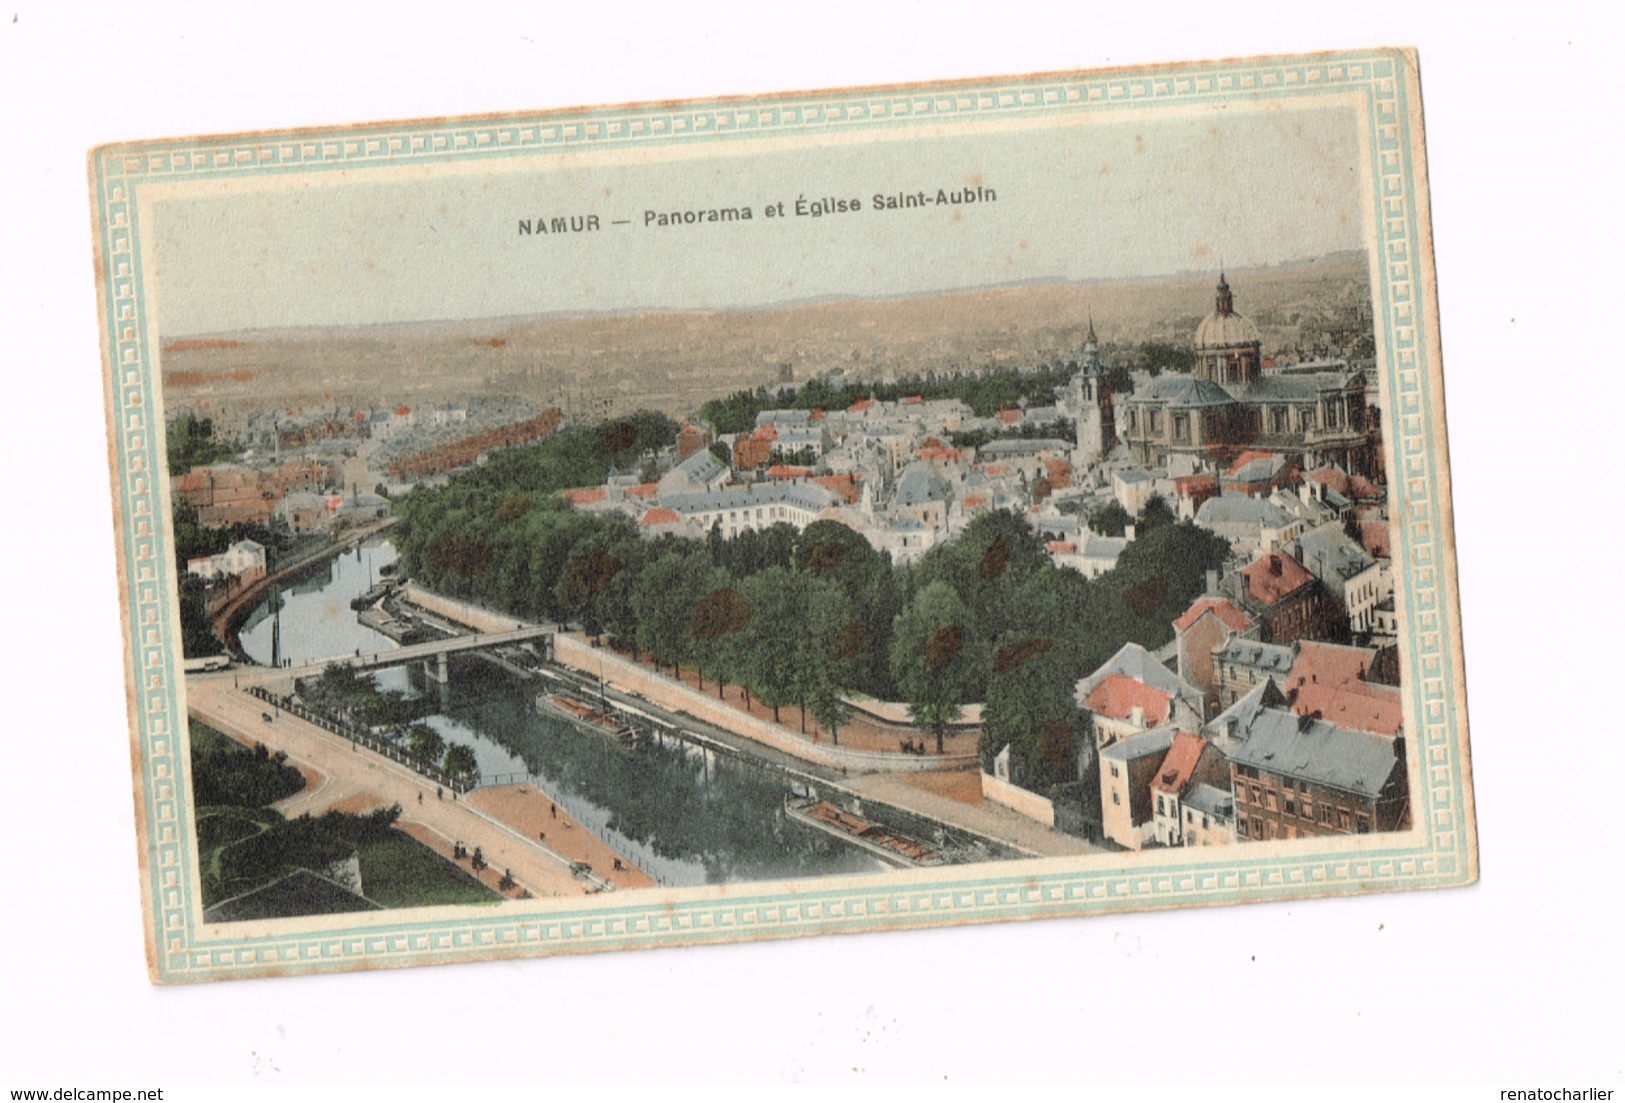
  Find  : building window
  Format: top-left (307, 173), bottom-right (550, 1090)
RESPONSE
top-left (1357, 815), bottom-right (1370, 834)
top-left (1112, 791), bottom-right (1120, 806)
top-left (1338, 810), bottom-right (1351, 831)
top-left (1285, 800), bottom-right (1296, 816)
top-left (1110, 764), bottom-right (1120, 779)
top-left (1173, 414), bottom-right (1190, 442)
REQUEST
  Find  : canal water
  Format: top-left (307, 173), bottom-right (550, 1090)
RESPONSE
top-left (242, 538), bottom-right (888, 888)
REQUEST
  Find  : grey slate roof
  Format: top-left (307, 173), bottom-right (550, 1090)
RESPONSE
top-left (1297, 526), bottom-right (1377, 581)
top-left (1184, 783), bottom-right (1235, 820)
top-left (895, 468), bottom-right (953, 506)
top-left (1100, 723), bottom-right (1180, 764)
top-left (1234, 371), bottom-right (1360, 401)
top-left (671, 447), bottom-right (727, 485)
top-left (1132, 376), bottom-right (1238, 408)
top-left (1214, 638), bottom-right (1295, 674)
top-left (1197, 496), bottom-right (1297, 529)
top-left (1227, 707), bottom-right (1399, 800)
top-left (661, 481), bottom-right (834, 516)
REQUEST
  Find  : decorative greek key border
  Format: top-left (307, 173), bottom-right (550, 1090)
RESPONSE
top-left (91, 47), bottom-right (1472, 983)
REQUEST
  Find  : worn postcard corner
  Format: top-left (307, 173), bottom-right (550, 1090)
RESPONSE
top-left (90, 45), bottom-right (1475, 983)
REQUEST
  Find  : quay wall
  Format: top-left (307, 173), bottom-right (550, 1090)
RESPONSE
top-left (552, 633), bottom-right (975, 776)
top-left (980, 771), bottom-right (1057, 828)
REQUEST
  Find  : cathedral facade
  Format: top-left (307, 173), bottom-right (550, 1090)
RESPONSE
top-left (1120, 275), bottom-right (1380, 476)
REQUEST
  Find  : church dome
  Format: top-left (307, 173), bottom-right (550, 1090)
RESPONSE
top-left (1195, 309), bottom-right (1260, 349)
top-left (1194, 273), bottom-right (1260, 350)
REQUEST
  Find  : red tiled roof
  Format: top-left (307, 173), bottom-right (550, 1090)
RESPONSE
top-left (996, 408), bottom-right (1022, 425)
top-left (394, 406), bottom-right (411, 416)
top-left (963, 494), bottom-right (990, 509)
top-left (1152, 732), bottom-right (1207, 794)
top-left (983, 464), bottom-right (1011, 477)
top-left (918, 447), bottom-right (965, 463)
top-left (902, 394), bottom-right (923, 405)
top-left (1083, 674), bottom-right (1172, 726)
top-left (639, 507), bottom-right (681, 526)
top-left (750, 425), bottom-right (778, 442)
top-left (849, 398), bottom-right (873, 412)
top-left (1227, 450), bottom-right (1277, 477)
top-left (1349, 474), bottom-right (1383, 500)
top-left (1289, 641), bottom-right (1373, 688)
top-left (1361, 520), bottom-right (1392, 559)
top-left (1289, 681), bottom-right (1403, 737)
top-left (812, 473), bottom-right (861, 503)
top-left (625, 482), bottom-right (660, 500)
top-left (1174, 474), bottom-right (1219, 495)
top-left (1044, 458), bottom-right (1073, 476)
top-left (1173, 597), bottom-right (1255, 634)
top-left (1047, 541), bottom-right (1076, 554)
top-left (562, 487), bottom-right (606, 506)
top-left (810, 409), bottom-right (825, 422)
top-left (768, 465), bottom-right (816, 480)
top-left (1282, 641), bottom-right (1403, 736)
top-left (1308, 466), bottom-right (1385, 501)
top-left (1242, 553), bottom-right (1315, 607)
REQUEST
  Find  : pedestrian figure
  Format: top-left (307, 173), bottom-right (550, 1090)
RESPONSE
top-left (550, 802), bottom-right (557, 820)
top-left (538, 830), bottom-right (546, 841)
top-left (613, 858), bottom-right (624, 872)
top-left (436, 787), bottom-right (443, 801)
top-left (417, 792), bottom-right (423, 805)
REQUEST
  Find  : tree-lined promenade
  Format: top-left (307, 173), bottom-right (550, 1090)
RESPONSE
top-left (393, 412), bottom-right (1230, 787)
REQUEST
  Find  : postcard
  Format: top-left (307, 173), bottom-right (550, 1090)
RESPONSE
top-left (90, 46), bottom-right (1476, 982)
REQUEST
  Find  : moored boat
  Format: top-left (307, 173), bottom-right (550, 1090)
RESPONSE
top-left (784, 797), bottom-right (945, 868)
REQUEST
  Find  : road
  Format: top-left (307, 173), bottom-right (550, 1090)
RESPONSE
top-left (185, 672), bottom-right (649, 899)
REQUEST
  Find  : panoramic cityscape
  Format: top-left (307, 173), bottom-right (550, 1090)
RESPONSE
top-left (167, 259), bottom-right (1408, 921)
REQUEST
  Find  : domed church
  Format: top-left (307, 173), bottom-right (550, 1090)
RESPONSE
top-left (1121, 274), bottom-right (1380, 476)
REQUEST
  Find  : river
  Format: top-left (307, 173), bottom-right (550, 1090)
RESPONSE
top-left (241, 537), bottom-right (888, 888)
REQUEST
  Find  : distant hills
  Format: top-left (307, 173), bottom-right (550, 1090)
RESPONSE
top-left (162, 250), bottom-right (1372, 423)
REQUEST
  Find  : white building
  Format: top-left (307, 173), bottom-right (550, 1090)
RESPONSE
top-left (186, 539), bottom-right (268, 582)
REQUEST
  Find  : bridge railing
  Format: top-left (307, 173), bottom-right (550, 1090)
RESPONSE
top-left (245, 684), bottom-right (474, 794)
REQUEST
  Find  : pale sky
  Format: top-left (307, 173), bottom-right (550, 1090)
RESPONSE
top-left (152, 100), bottom-right (1367, 335)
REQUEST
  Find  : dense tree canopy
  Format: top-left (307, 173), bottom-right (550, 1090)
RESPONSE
top-left (391, 408), bottom-right (1232, 782)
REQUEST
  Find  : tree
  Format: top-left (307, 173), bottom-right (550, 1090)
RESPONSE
top-left (1088, 501), bottom-right (1133, 537)
top-left (632, 549), bottom-right (712, 678)
top-left (1136, 493), bottom-right (1177, 534)
top-left (983, 633), bottom-right (1084, 787)
top-left (406, 724), bottom-right (445, 765)
top-left (795, 577), bottom-right (857, 737)
top-left (1140, 341), bottom-right (1190, 377)
top-left (736, 568), bottom-right (805, 724)
top-left (442, 743), bottom-right (478, 781)
top-left (890, 581), bottom-right (981, 753)
top-left (687, 580), bottom-right (748, 698)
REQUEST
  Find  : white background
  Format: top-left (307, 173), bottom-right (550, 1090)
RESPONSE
top-left (1, 0), bottom-right (1619, 1087)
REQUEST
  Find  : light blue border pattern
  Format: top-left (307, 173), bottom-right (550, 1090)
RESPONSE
top-left (91, 48), bottom-right (1475, 983)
